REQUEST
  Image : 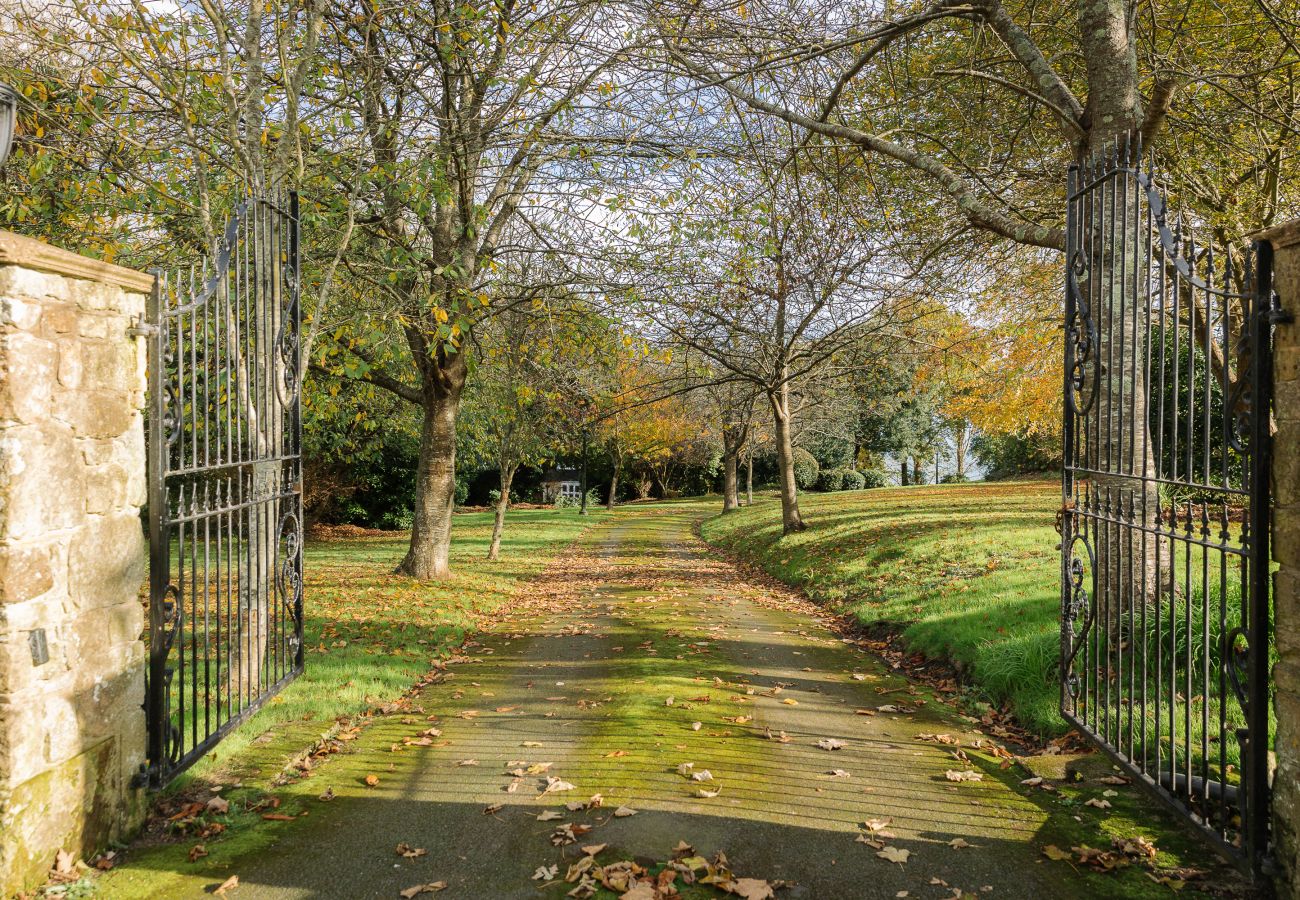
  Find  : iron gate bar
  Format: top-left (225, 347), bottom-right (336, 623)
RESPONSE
top-left (1061, 134), bottom-right (1274, 877)
top-left (141, 192), bottom-right (304, 789)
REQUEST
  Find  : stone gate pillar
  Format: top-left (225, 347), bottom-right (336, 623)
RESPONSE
top-left (0, 232), bottom-right (151, 895)
top-left (1262, 219), bottom-right (1300, 896)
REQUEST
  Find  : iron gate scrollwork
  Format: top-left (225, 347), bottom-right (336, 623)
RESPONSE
top-left (142, 192), bottom-right (305, 787)
top-left (1062, 135), bottom-right (1275, 875)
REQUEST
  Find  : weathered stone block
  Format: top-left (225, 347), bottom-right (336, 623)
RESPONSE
top-left (0, 733), bottom-right (145, 897)
top-left (1279, 427), bottom-right (1300, 509)
top-left (52, 390), bottom-right (134, 440)
top-left (40, 302), bottom-right (76, 335)
top-left (1279, 506), bottom-right (1300, 569)
top-left (0, 331), bottom-right (57, 424)
top-left (77, 314), bottom-right (115, 341)
top-left (0, 294), bottom-right (41, 330)
top-left (0, 265), bottom-right (64, 303)
top-left (68, 513), bottom-right (145, 612)
top-left (0, 542), bottom-right (55, 605)
top-left (78, 338), bottom-right (134, 387)
top-left (1278, 344), bottom-right (1300, 385)
top-left (68, 279), bottom-right (122, 313)
top-left (57, 340), bottom-right (82, 390)
top-left (0, 422), bottom-right (85, 541)
top-left (85, 464), bottom-right (128, 515)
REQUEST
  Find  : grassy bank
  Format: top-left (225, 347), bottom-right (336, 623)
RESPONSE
top-left (700, 480), bottom-right (1065, 735)
top-left (176, 506), bottom-right (609, 783)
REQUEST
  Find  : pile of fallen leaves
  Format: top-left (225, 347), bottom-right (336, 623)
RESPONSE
top-left (535, 840), bottom-right (781, 900)
top-left (1041, 836), bottom-right (1206, 889)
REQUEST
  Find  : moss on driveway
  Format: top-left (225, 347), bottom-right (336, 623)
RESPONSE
top-left (98, 502), bottom-right (1233, 898)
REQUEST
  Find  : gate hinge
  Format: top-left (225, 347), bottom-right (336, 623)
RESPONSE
top-left (1054, 500), bottom-right (1077, 536)
top-left (127, 317), bottom-right (159, 338)
top-left (1268, 291), bottom-right (1294, 326)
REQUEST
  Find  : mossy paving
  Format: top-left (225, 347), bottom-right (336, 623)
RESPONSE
top-left (100, 504), bottom-right (1229, 899)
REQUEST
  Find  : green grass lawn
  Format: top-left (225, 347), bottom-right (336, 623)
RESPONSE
top-left (171, 506), bottom-right (609, 787)
top-left (700, 480), bottom-right (1068, 736)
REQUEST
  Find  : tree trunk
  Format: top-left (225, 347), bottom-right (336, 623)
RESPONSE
top-left (487, 465), bottom-right (516, 561)
top-left (722, 447), bottom-right (739, 512)
top-left (399, 365), bottom-right (466, 580)
top-left (579, 429), bottom-right (589, 516)
top-left (953, 422), bottom-right (968, 479)
top-left (769, 382), bottom-right (805, 533)
top-left (229, 213), bottom-right (285, 701)
top-left (900, 459), bottom-right (909, 486)
top-left (721, 420), bottom-right (745, 512)
top-left (745, 451), bottom-right (753, 505)
top-left (1071, 0), bottom-right (1163, 641)
top-left (607, 447), bottom-right (622, 510)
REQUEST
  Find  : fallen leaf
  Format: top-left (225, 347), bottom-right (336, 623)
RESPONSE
top-left (581, 844), bottom-right (607, 856)
top-left (215, 875), bottom-right (239, 896)
top-left (188, 845), bottom-right (207, 863)
top-left (816, 738), bottom-right (845, 751)
top-left (613, 806), bottom-right (638, 817)
top-left (399, 883), bottom-right (447, 898)
top-left (53, 850), bottom-right (75, 875)
top-left (396, 843), bottom-right (427, 859)
top-left (537, 810), bottom-right (565, 821)
top-left (542, 776), bottom-right (576, 794)
top-left (695, 788), bottom-right (720, 798)
top-left (944, 770), bottom-right (982, 782)
top-left (1042, 845), bottom-right (1072, 861)
top-left (483, 803), bottom-right (503, 815)
top-left (732, 877), bottom-right (776, 899)
top-left (1085, 798), bottom-right (1113, 809)
top-left (533, 864), bottom-right (559, 881)
top-left (364, 775), bottom-right (380, 787)
top-left (949, 838), bottom-right (972, 849)
top-left (877, 847), bottom-right (910, 865)
top-left (206, 796), bottom-right (230, 815)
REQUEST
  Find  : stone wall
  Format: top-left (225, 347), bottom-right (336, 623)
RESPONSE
top-left (0, 231), bottom-right (152, 896)
top-left (1263, 219), bottom-right (1300, 896)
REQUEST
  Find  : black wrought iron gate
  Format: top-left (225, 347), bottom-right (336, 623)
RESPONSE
top-left (1061, 136), bottom-right (1276, 874)
top-left (141, 193), bottom-right (305, 787)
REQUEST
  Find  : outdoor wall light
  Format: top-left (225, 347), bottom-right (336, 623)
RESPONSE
top-left (0, 83), bottom-right (17, 170)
